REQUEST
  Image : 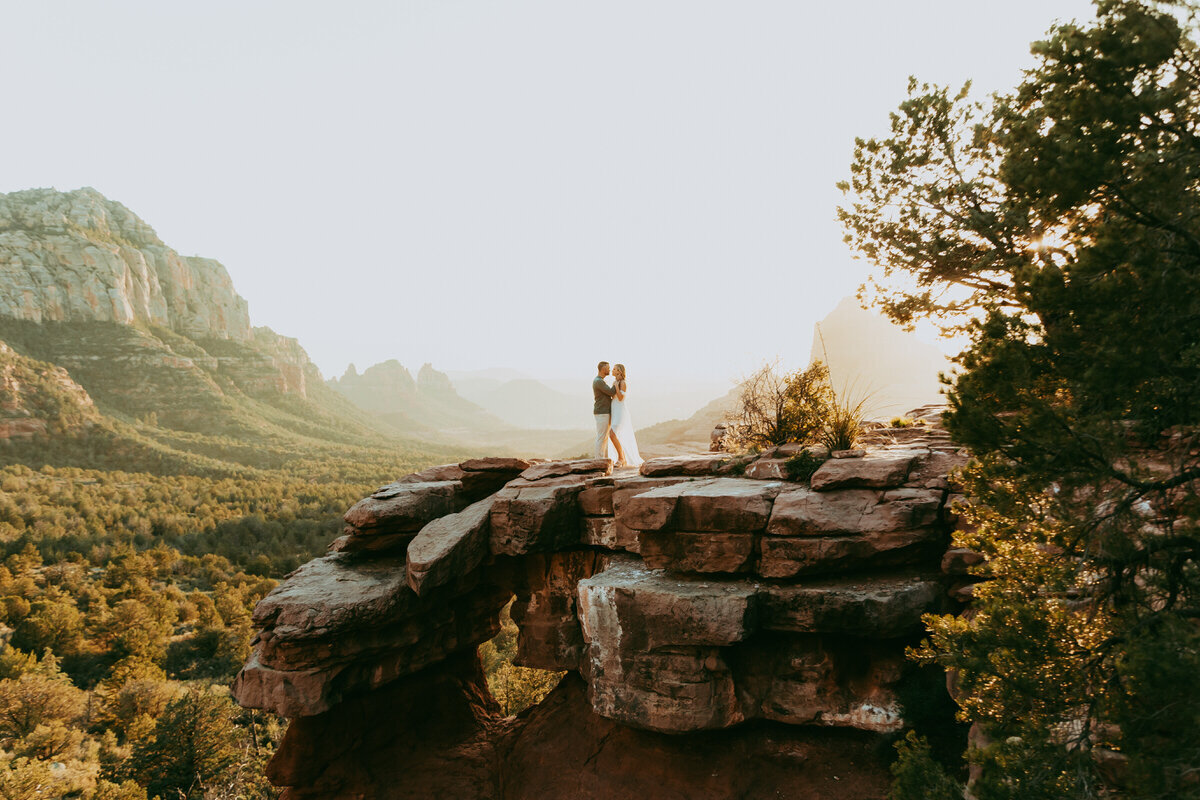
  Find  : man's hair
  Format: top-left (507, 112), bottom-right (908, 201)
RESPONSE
top-left (597, 361), bottom-right (609, 371)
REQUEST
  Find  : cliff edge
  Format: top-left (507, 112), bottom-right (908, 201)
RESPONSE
top-left (233, 417), bottom-right (971, 798)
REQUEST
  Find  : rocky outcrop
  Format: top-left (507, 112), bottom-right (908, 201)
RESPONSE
top-left (0, 341), bottom-right (98, 439)
top-left (234, 423), bottom-right (971, 798)
top-left (0, 188), bottom-right (251, 340)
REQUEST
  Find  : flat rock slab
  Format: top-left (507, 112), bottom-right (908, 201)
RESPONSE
top-left (395, 464), bottom-right (465, 484)
top-left (251, 553), bottom-right (415, 637)
top-left (774, 443), bottom-right (828, 458)
top-left (744, 458), bottom-right (790, 481)
top-left (327, 530), bottom-right (415, 556)
top-left (459, 457), bottom-right (533, 472)
top-left (521, 458), bottom-right (613, 481)
top-left (619, 478), bottom-right (782, 534)
top-left (767, 487), bottom-right (943, 536)
top-left (759, 529), bottom-right (940, 578)
top-left (675, 478), bottom-right (783, 532)
top-left (639, 454), bottom-right (735, 477)
top-left (406, 496), bottom-right (495, 595)
top-left (344, 480), bottom-right (466, 535)
top-left (809, 451), bottom-right (920, 491)
top-left (760, 574), bottom-right (942, 637)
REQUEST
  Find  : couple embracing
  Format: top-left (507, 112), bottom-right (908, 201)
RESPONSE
top-left (592, 361), bottom-right (643, 468)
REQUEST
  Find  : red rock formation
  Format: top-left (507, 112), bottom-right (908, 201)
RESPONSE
top-left (234, 432), bottom-right (973, 797)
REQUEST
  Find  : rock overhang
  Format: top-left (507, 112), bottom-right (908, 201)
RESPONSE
top-left (233, 439), bottom-right (972, 787)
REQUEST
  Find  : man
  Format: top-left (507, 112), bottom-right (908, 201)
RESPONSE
top-left (593, 361), bottom-right (617, 459)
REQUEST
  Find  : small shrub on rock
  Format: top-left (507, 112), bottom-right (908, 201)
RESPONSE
top-left (820, 392), bottom-right (870, 452)
top-left (728, 361), bottom-right (833, 450)
top-left (785, 450), bottom-right (827, 482)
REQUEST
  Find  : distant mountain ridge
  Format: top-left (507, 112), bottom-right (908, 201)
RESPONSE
top-left (329, 361), bottom-right (509, 435)
top-left (0, 187), bottom-right (447, 473)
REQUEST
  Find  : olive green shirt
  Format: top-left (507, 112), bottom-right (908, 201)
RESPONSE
top-left (593, 376), bottom-right (616, 415)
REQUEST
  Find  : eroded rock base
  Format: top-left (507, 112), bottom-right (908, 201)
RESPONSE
top-left (271, 655), bottom-right (893, 800)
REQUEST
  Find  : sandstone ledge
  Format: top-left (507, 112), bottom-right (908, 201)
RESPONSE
top-left (234, 448), bottom-right (968, 796)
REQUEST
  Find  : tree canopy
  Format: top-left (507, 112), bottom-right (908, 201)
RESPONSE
top-left (841, 1), bottom-right (1200, 797)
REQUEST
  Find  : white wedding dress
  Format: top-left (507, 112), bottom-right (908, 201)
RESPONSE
top-left (606, 381), bottom-right (643, 467)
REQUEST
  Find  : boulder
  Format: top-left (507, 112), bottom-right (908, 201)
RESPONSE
top-left (618, 478), bottom-right (780, 533)
top-left (639, 454), bottom-right (734, 477)
top-left (521, 458), bottom-right (613, 481)
top-left (581, 516), bottom-right (638, 551)
top-left (610, 476), bottom-right (694, 552)
top-left (578, 559), bottom-right (760, 649)
top-left (904, 449), bottom-right (970, 490)
top-left (809, 451), bottom-right (920, 491)
top-left (406, 497), bottom-right (496, 595)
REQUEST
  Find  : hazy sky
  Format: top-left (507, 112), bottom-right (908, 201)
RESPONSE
top-left (0, 1), bottom-right (1095, 381)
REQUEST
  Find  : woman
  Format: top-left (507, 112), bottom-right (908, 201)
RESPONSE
top-left (606, 363), bottom-right (643, 468)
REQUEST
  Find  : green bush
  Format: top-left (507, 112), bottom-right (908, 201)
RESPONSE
top-left (889, 731), bottom-right (962, 800)
top-left (784, 450), bottom-right (828, 482)
top-left (728, 361), bottom-right (834, 450)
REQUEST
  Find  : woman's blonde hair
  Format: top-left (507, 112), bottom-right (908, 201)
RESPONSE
top-left (613, 363), bottom-right (626, 379)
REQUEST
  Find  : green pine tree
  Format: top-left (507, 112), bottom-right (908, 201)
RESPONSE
top-left (840, 1), bottom-right (1200, 796)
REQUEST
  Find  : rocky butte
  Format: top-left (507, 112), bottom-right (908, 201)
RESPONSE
top-left (233, 411), bottom-right (973, 799)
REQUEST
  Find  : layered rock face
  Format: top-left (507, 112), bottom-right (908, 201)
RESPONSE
top-left (0, 188), bottom-right (251, 340)
top-left (0, 188), bottom-right (359, 432)
top-left (234, 426), bottom-right (970, 798)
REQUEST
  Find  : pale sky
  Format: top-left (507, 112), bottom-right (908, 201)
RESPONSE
top-left (0, 1), bottom-right (1095, 382)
